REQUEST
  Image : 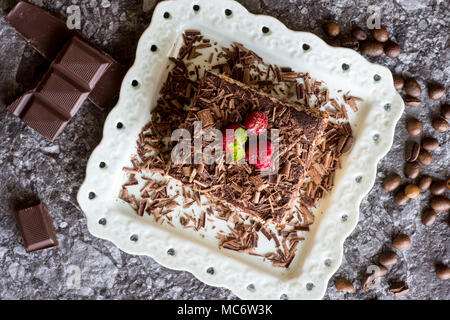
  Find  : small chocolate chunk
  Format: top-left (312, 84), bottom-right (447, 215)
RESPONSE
top-left (351, 26), bottom-right (367, 41)
top-left (428, 83), bottom-right (446, 100)
top-left (418, 149), bottom-right (432, 166)
top-left (405, 141), bottom-right (420, 162)
top-left (379, 251), bottom-right (398, 267)
top-left (442, 104), bottom-right (450, 120)
top-left (384, 41), bottom-right (401, 58)
top-left (360, 40), bottom-right (384, 56)
top-left (418, 175), bottom-right (432, 191)
top-left (404, 161), bottom-right (420, 179)
top-left (393, 75), bottom-right (404, 90)
top-left (422, 137), bottom-right (439, 151)
top-left (430, 196), bottom-right (450, 212)
top-left (383, 173), bottom-right (401, 191)
top-left (392, 234), bottom-right (411, 250)
top-left (371, 26), bottom-right (389, 42)
top-left (404, 96), bottom-right (421, 107)
top-left (335, 277), bottom-right (354, 293)
top-left (14, 201), bottom-right (58, 253)
top-left (340, 36), bottom-right (359, 50)
top-left (405, 184), bottom-right (420, 199)
top-left (432, 117), bottom-right (448, 132)
top-left (394, 189), bottom-right (409, 206)
top-left (323, 21), bottom-right (340, 37)
top-left (421, 208), bottom-right (437, 226)
top-left (435, 264), bottom-right (450, 280)
top-left (404, 78), bottom-right (422, 97)
top-left (407, 118), bottom-right (422, 136)
top-left (389, 281), bottom-right (409, 296)
top-left (430, 180), bottom-right (446, 196)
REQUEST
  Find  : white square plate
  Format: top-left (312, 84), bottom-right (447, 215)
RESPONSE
top-left (77, 0), bottom-right (404, 299)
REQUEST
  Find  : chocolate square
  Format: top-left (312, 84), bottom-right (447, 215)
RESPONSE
top-left (168, 72), bottom-right (329, 224)
top-left (14, 201), bottom-right (58, 253)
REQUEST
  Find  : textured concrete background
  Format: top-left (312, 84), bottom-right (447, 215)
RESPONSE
top-left (0, 0), bottom-right (448, 300)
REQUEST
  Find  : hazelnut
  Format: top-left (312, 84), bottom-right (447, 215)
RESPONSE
top-left (430, 180), bottom-right (446, 196)
top-left (422, 137), bottom-right (439, 151)
top-left (441, 104), bottom-right (450, 120)
top-left (323, 22), bottom-right (340, 37)
top-left (430, 196), bottom-right (450, 212)
top-left (393, 75), bottom-right (404, 90)
top-left (383, 173), bottom-right (401, 191)
top-left (405, 184), bottom-right (420, 199)
top-left (351, 26), bottom-right (367, 41)
top-left (418, 175), bottom-right (433, 191)
top-left (421, 208), bottom-right (437, 226)
top-left (384, 41), bottom-right (401, 58)
top-left (436, 264), bottom-right (450, 280)
top-left (371, 26), bottom-right (389, 42)
top-left (418, 149), bottom-right (432, 166)
top-left (428, 83), bottom-right (446, 100)
top-left (394, 189), bottom-right (409, 206)
top-left (404, 78), bottom-right (421, 97)
top-left (432, 117), bottom-right (448, 132)
top-left (335, 277), bottom-right (355, 293)
top-left (379, 251), bottom-right (398, 267)
top-left (360, 40), bottom-right (384, 56)
top-left (392, 234), bottom-right (411, 250)
top-left (407, 118), bottom-right (422, 136)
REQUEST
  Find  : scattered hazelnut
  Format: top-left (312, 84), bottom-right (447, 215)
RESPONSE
top-left (404, 78), bottom-right (422, 97)
top-left (351, 26), bottom-right (367, 41)
top-left (404, 161), bottom-right (420, 179)
top-left (421, 137), bottom-right (439, 151)
top-left (421, 208), bottom-right (437, 226)
top-left (407, 118), bottom-right (422, 136)
top-left (435, 264), bottom-right (450, 280)
top-left (405, 184), bottom-right (420, 199)
top-left (394, 189), bottom-right (409, 206)
top-left (393, 75), bottom-right (404, 90)
top-left (383, 173), bottom-right (401, 191)
top-left (360, 40), bottom-right (384, 56)
top-left (371, 26), bottom-right (389, 42)
top-left (430, 180), bottom-right (446, 196)
top-left (392, 234), bottom-right (411, 250)
top-left (430, 196), bottom-right (450, 212)
top-left (379, 251), bottom-right (398, 267)
top-left (418, 149), bottom-right (432, 166)
top-left (441, 104), bottom-right (450, 120)
top-left (323, 22), bottom-right (340, 37)
top-left (418, 175), bottom-right (433, 191)
top-left (428, 83), bottom-right (446, 100)
top-left (384, 41), bottom-right (401, 58)
top-left (432, 117), bottom-right (448, 132)
top-left (335, 277), bottom-right (355, 293)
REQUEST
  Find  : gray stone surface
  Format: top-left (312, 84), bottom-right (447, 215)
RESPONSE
top-left (0, 0), bottom-right (448, 300)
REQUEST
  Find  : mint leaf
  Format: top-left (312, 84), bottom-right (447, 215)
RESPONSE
top-left (234, 128), bottom-right (248, 146)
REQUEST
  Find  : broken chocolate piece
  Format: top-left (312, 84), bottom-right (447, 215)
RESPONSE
top-left (14, 201), bottom-right (58, 253)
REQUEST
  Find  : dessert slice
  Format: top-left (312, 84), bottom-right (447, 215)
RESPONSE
top-left (168, 71), bottom-right (328, 224)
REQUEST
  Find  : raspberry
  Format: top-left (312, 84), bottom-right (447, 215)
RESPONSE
top-left (245, 112), bottom-right (268, 136)
top-left (246, 141), bottom-right (274, 169)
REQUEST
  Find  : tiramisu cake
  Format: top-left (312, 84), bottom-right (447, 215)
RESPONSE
top-left (168, 71), bottom-right (328, 224)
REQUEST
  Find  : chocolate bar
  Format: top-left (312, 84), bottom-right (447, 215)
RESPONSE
top-left (168, 72), bottom-right (329, 224)
top-left (7, 36), bottom-right (112, 141)
top-left (14, 201), bottom-right (58, 253)
top-left (5, 1), bottom-right (126, 110)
